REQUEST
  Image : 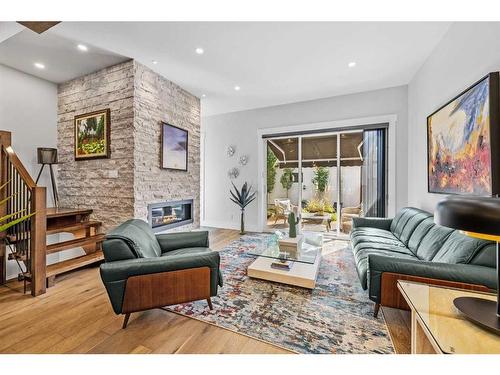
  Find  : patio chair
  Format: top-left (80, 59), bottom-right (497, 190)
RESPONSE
top-left (273, 198), bottom-right (297, 224)
top-left (341, 204), bottom-right (362, 233)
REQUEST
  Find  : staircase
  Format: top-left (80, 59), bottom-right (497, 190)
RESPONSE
top-left (0, 131), bottom-right (105, 296)
top-left (44, 207), bottom-right (104, 286)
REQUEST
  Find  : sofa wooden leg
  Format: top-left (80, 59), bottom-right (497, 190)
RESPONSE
top-left (207, 298), bottom-right (213, 310)
top-left (122, 313), bottom-right (131, 329)
top-left (373, 303), bottom-right (380, 318)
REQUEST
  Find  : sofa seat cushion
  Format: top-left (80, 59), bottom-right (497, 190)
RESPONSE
top-left (353, 242), bottom-right (415, 257)
top-left (353, 245), bottom-right (417, 289)
top-left (351, 227), bottom-right (401, 243)
top-left (432, 231), bottom-right (494, 264)
top-left (161, 247), bottom-right (211, 257)
top-left (351, 233), bottom-right (406, 249)
top-left (351, 227), bottom-right (394, 237)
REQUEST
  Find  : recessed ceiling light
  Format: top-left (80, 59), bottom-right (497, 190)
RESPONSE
top-left (348, 61), bottom-right (357, 68)
top-left (34, 62), bottom-right (45, 69)
top-left (152, 60), bottom-right (158, 65)
top-left (77, 44), bottom-right (88, 52)
top-left (234, 86), bottom-right (241, 91)
top-left (195, 47), bottom-right (204, 55)
top-left (201, 94), bottom-right (206, 98)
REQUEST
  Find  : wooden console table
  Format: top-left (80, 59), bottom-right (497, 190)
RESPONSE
top-left (397, 281), bottom-right (500, 353)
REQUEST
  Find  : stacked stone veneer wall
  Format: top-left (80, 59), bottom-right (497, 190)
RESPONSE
top-left (57, 60), bottom-right (200, 231)
top-left (133, 62), bottom-right (201, 230)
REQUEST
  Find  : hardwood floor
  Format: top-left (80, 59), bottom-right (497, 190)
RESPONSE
top-left (0, 227), bottom-right (410, 354)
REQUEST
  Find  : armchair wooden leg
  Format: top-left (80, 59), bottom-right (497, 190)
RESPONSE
top-left (207, 298), bottom-right (213, 310)
top-left (122, 313), bottom-right (131, 329)
top-left (373, 303), bottom-right (380, 318)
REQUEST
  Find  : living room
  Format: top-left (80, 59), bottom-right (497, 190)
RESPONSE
top-left (1, 1), bottom-right (500, 373)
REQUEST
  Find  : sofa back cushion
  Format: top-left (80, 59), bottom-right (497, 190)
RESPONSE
top-left (390, 207), bottom-right (431, 243)
top-left (468, 242), bottom-right (497, 268)
top-left (397, 210), bottom-right (432, 246)
top-left (104, 219), bottom-right (161, 259)
top-left (432, 231), bottom-right (493, 264)
top-left (413, 220), bottom-right (454, 261)
top-left (407, 217), bottom-right (434, 253)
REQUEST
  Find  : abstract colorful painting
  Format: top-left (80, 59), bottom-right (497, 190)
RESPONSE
top-left (161, 123), bottom-right (188, 171)
top-left (74, 109), bottom-right (110, 160)
top-left (427, 74), bottom-right (499, 195)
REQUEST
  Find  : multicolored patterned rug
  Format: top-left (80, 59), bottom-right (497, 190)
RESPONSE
top-left (169, 233), bottom-right (394, 354)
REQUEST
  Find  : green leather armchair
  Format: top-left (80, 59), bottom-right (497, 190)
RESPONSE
top-left (100, 219), bottom-right (223, 328)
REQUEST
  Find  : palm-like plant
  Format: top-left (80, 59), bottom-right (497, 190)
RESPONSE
top-left (230, 182), bottom-right (257, 234)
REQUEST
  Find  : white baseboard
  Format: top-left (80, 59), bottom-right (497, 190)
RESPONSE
top-left (201, 219), bottom-right (261, 233)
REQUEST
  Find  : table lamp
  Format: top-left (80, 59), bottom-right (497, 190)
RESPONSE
top-left (435, 196), bottom-right (500, 334)
top-left (35, 147), bottom-right (59, 207)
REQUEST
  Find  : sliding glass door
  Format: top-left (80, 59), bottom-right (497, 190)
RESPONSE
top-left (265, 127), bottom-right (387, 236)
top-left (300, 134), bottom-right (338, 233)
top-left (339, 132), bottom-right (364, 235)
top-left (266, 138), bottom-right (300, 230)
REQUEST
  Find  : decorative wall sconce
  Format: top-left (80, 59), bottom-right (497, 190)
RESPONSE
top-left (228, 167), bottom-right (240, 179)
top-left (239, 155), bottom-right (249, 166)
top-left (227, 145), bottom-right (236, 157)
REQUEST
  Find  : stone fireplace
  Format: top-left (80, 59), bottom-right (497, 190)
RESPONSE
top-left (148, 199), bottom-right (194, 232)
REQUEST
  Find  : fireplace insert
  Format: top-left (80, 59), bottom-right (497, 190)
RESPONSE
top-left (147, 199), bottom-right (193, 232)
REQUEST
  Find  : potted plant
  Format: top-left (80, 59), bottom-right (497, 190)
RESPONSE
top-left (312, 166), bottom-right (329, 194)
top-left (230, 182), bottom-right (257, 235)
top-left (266, 148), bottom-right (278, 199)
top-left (280, 168), bottom-right (293, 197)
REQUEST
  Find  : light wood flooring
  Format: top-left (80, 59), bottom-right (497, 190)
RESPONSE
top-left (0, 228), bottom-right (410, 354)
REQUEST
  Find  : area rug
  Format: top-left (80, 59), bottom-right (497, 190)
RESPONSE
top-left (169, 233), bottom-right (394, 354)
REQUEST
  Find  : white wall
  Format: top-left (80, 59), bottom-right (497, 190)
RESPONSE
top-left (407, 22), bottom-right (500, 211)
top-left (202, 85), bottom-right (408, 231)
top-left (0, 64), bottom-right (58, 279)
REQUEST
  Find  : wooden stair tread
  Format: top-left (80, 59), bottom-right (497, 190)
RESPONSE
top-left (46, 233), bottom-right (105, 254)
top-left (46, 207), bottom-right (93, 219)
top-left (46, 220), bottom-right (102, 235)
top-left (46, 251), bottom-right (104, 277)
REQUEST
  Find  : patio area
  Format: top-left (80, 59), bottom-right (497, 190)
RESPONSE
top-left (266, 133), bottom-right (365, 235)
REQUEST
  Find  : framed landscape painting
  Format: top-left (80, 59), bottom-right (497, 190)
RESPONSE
top-left (161, 123), bottom-right (188, 171)
top-left (427, 73), bottom-right (500, 196)
top-left (74, 109), bottom-right (110, 160)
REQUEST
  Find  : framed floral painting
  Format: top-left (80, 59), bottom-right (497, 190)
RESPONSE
top-left (74, 109), bottom-right (111, 160)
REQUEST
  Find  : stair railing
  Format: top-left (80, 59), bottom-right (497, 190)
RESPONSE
top-left (0, 131), bottom-right (47, 296)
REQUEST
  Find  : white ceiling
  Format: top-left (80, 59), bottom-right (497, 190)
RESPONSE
top-left (0, 26), bottom-right (127, 83)
top-left (0, 22), bottom-right (451, 116)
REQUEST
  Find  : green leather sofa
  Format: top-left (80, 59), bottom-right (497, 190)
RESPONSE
top-left (100, 219), bottom-right (223, 328)
top-left (351, 207), bottom-right (497, 316)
